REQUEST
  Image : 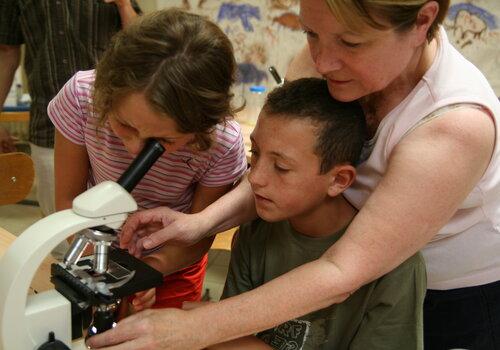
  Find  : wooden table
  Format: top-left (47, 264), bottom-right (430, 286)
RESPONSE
top-left (0, 226), bottom-right (56, 293)
top-left (0, 111), bottom-right (29, 123)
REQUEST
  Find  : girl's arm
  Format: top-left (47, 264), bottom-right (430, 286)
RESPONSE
top-left (54, 129), bottom-right (89, 211)
top-left (140, 183), bottom-right (233, 275)
top-left (54, 130), bottom-right (90, 246)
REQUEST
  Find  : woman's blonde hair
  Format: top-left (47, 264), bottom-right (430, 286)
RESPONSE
top-left (93, 8), bottom-right (238, 151)
top-left (325, 0), bottom-right (450, 41)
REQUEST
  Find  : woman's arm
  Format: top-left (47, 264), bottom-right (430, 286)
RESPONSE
top-left (191, 107), bottom-right (495, 345)
top-left (54, 130), bottom-right (89, 211)
top-left (121, 173), bottom-right (257, 249)
top-left (140, 183), bottom-right (233, 275)
top-left (88, 108), bottom-right (495, 350)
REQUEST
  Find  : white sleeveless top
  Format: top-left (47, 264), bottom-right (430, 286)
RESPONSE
top-left (344, 27), bottom-right (500, 290)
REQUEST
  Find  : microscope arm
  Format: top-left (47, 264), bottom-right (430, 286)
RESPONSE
top-left (0, 181), bottom-right (136, 349)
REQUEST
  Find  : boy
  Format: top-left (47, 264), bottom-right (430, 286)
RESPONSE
top-left (212, 78), bottom-right (426, 349)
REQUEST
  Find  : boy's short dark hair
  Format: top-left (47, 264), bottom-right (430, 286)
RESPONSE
top-left (263, 78), bottom-right (367, 173)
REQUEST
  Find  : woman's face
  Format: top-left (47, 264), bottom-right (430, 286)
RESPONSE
top-left (108, 92), bottom-right (194, 155)
top-left (300, 0), bottom-right (421, 102)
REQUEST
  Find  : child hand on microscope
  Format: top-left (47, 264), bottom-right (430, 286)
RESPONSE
top-left (48, 9), bottom-right (247, 311)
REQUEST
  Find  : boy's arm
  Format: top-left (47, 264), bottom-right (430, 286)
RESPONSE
top-left (349, 254), bottom-right (427, 350)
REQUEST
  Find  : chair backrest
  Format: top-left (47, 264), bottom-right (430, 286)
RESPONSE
top-left (0, 152), bottom-right (35, 206)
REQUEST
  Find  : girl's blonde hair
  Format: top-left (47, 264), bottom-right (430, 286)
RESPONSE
top-left (93, 8), bottom-right (238, 151)
top-left (326, 0), bottom-right (450, 41)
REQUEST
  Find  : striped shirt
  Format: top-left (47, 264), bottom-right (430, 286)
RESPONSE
top-left (48, 70), bottom-right (248, 213)
top-left (0, 0), bottom-right (140, 147)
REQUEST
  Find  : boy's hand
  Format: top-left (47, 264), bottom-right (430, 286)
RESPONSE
top-left (131, 288), bottom-right (156, 313)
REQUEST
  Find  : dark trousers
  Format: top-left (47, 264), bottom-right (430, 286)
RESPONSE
top-left (424, 279), bottom-right (500, 350)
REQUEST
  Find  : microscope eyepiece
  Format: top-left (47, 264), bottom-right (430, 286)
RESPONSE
top-left (117, 139), bottom-right (165, 192)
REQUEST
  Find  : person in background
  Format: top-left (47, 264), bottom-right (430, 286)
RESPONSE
top-left (0, 0), bottom-right (140, 219)
top-left (87, 0), bottom-right (500, 349)
top-left (48, 9), bottom-right (247, 312)
top-left (208, 78), bottom-right (426, 350)
top-left (0, 126), bottom-right (15, 153)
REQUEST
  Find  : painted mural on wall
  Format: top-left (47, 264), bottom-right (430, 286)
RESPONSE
top-left (444, 1), bottom-right (500, 95)
top-left (158, 0), bottom-right (304, 103)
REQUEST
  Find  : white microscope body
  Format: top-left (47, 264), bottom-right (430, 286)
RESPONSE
top-left (0, 181), bottom-right (137, 349)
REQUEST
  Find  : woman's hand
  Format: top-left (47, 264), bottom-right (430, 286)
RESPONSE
top-left (86, 308), bottom-right (207, 350)
top-left (120, 207), bottom-right (209, 256)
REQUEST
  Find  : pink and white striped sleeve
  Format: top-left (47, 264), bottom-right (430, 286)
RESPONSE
top-left (200, 120), bottom-right (248, 187)
top-left (47, 71), bottom-right (90, 146)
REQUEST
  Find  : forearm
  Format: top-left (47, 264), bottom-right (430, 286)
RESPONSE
top-left (0, 45), bottom-right (21, 107)
top-left (190, 258), bottom-right (355, 347)
top-left (143, 236), bottom-right (214, 275)
top-left (202, 174), bottom-right (257, 236)
top-left (114, 0), bottom-right (139, 27)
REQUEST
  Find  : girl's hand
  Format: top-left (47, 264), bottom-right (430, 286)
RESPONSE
top-left (131, 288), bottom-right (156, 313)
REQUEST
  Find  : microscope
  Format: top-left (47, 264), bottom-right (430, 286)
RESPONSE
top-left (0, 139), bottom-right (166, 349)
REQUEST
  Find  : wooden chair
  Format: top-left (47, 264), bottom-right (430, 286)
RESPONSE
top-left (0, 152), bottom-right (34, 206)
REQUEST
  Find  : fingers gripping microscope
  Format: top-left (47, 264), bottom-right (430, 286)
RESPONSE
top-left (0, 139), bottom-right (166, 349)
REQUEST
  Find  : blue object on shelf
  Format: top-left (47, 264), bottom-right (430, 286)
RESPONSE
top-left (2, 105), bottom-right (30, 112)
top-left (249, 85), bottom-right (266, 93)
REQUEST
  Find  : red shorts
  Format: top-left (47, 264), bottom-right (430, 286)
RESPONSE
top-left (152, 253), bottom-right (208, 309)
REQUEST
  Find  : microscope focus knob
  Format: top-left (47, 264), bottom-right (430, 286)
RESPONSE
top-left (37, 331), bottom-right (71, 350)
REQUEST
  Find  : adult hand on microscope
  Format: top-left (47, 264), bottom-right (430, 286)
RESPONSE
top-left (120, 207), bottom-right (209, 257)
top-left (86, 307), bottom-right (204, 349)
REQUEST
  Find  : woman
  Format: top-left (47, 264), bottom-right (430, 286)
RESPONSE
top-left (88, 1), bottom-right (500, 349)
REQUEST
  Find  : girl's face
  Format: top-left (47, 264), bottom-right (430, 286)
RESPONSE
top-left (300, 0), bottom-right (422, 102)
top-left (109, 92), bottom-right (194, 155)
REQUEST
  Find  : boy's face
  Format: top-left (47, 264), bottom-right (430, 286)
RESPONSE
top-left (248, 113), bottom-right (333, 222)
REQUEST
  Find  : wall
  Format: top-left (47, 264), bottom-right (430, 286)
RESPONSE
top-left (137, 0), bottom-right (500, 97)
top-left (445, 1), bottom-right (500, 95)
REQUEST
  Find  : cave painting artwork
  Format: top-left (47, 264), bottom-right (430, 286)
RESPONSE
top-left (445, 3), bottom-right (498, 48)
top-left (218, 3), bottom-right (261, 32)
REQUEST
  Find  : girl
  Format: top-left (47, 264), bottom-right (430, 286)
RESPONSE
top-left (48, 9), bottom-right (247, 310)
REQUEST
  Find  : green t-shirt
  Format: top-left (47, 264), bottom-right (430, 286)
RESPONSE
top-left (222, 219), bottom-right (426, 350)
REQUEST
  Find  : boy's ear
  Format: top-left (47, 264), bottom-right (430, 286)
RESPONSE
top-left (327, 164), bottom-right (356, 197)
